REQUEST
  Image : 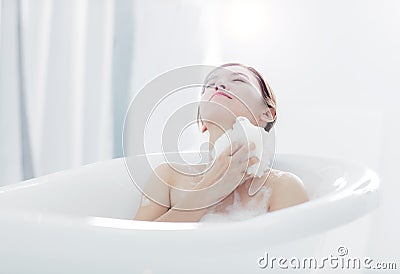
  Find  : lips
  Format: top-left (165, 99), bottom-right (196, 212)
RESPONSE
top-left (212, 91), bottom-right (232, 99)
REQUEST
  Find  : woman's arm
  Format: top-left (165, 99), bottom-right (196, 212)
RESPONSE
top-left (133, 163), bottom-right (172, 221)
top-left (268, 172), bottom-right (309, 212)
top-left (134, 163), bottom-right (209, 222)
top-left (153, 206), bottom-right (208, 222)
top-left (135, 143), bottom-right (257, 222)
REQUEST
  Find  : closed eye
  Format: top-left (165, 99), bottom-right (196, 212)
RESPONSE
top-left (232, 78), bottom-right (246, 83)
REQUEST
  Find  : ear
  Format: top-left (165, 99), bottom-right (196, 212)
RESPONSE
top-left (259, 109), bottom-right (275, 125)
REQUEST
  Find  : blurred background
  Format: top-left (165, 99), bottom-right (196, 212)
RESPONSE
top-left (0, 0), bottom-right (399, 263)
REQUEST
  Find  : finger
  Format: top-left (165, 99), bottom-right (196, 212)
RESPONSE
top-left (243, 173), bottom-right (255, 182)
top-left (236, 141), bottom-right (256, 156)
top-left (222, 141), bottom-right (242, 156)
top-left (247, 141), bottom-right (256, 151)
top-left (238, 157), bottom-right (259, 174)
top-left (239, 156), bottom-right (259, 165)
top-left (232, 144), bottom-right (251, 160)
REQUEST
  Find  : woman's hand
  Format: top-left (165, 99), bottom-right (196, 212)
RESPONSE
top-left (172, 141), bottom-right (259, 211)
top-left (199, 141), bottom-right (258, 187)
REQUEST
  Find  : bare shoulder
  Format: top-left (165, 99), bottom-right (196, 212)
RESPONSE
top-left (268, 169), bottom-right (309, 211)
top-left (134, 162), bottom-right (204, 221)
top-left (140, 162), bottom-right (175, 201)
top-left (153, 162), bottom-right (173, 185)
top-left (133, 162), bottom-right (173, 221)
top-left (161, 162), bottom-right (186, 186)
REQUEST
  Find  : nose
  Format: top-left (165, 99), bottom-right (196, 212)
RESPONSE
top-left (214, 80), bottom-right (226, 91)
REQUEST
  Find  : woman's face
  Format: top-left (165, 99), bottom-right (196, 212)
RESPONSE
top-left (199, 65), bottom-right (268, 129)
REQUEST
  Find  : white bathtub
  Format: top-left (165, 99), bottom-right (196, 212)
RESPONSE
top-left (0, 154), bottom-right (379, 274)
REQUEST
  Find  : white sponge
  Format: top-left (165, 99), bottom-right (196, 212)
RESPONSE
top-left (210, 116), bottom-right (274, 178)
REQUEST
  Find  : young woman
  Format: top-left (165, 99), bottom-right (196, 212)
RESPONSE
top-left (134, 63), bottom-right (309, 222)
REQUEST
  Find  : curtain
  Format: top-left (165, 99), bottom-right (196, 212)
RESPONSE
top-left (0, 0), bottom-right (134, 186)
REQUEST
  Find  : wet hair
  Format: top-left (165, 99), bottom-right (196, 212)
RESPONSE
top-left (196, 62), bottom-right (277, 132)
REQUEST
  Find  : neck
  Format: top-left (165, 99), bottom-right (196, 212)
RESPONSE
top-left (206, 120), bottom-right (235, 161)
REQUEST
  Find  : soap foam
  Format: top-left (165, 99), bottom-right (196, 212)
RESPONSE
top-left (199, 185), bottom-right (273, 222)
top-left (211, 116), bottom-right (274, 178)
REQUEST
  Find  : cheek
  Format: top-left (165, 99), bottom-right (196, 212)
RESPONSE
top-left (232, 96), bottom-right (265, 119)
top-left (233, 92), bottom-right (261, 110)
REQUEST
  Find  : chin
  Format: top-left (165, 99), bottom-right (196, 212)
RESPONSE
top-left (201, 107), bottom-right (236, 123)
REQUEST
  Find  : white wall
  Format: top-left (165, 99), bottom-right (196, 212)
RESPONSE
top-left (128, 0), bottom-right (211, 166)
top-left (130, 0), bottom-right (207, 95)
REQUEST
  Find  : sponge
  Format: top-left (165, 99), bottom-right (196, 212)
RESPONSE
top-left (210, 116), bottom-right (274, 179)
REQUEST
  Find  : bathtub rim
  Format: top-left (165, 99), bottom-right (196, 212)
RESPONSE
top-left (0, 153), bottom-right (380, 248)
